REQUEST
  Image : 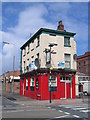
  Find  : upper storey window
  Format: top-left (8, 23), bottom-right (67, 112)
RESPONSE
top-left (36, 36), bottom-right (40, 47)
top-left (27, 44), bottom-right (30, 54)
top-left (23, 48), bottom-right (26, 56)
top-left (64, 37), bottom-right (70, 47)
top-left (64, 54), bottom-right (71, 69)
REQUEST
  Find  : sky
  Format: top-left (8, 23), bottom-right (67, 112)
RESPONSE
top-left (0, 2), bottom-right (88, 74)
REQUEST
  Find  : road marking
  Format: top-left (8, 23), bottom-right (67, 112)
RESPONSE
top-left (73, 108), bottom-right (87, 110)
top-left (48, 107), bottom-right (51, 109)
top-left (5, 110), bottom-right (24, 113)
top-left (55, 115), bottom-right (69, 118)
top-left (52, 108), bottom-right (56, 110)
top-left (73, 115), bottom-right (80, 118)
top-left (26, 109), bottom-right (31, 111)
top-left (58, 110), bottom-right (63, 112)
top-left (22, 104), bottom-right (24, 105)
top-left (64, 112), bottom-right (70, 115)
top-left (80, 109), bottom-right (90, 113)
top-left (65, 106), bottom-right (70, 108)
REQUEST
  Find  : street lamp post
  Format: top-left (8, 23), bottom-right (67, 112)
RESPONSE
top-left (48, 43), bottom-right (57, 103)
top-left (1, 79), bottom-right (3, 95)
top-left (3, 41), bottom-right (15, 94)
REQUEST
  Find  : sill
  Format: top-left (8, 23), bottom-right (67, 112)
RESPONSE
top-left (64, 68), bottom-right (71, 70)
top-left (64, 45), bottom-right (71, 47)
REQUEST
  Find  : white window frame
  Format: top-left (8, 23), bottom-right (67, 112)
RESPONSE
top-left (30, 77), bottom-right (35, 87)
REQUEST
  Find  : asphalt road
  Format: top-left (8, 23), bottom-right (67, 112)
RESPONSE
top-left (1, 95), bottom-right (90, 120)
top-left (2, 97), bottom-right (66, 119)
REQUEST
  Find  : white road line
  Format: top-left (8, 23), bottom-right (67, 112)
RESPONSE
top-left (80, 110), bottom-right (90, 113)
top-left (5, 110), bottom-right (24, 113)
top-left (73, 108), bottom-right (87, 110)
top-left (55, 115), bottom-right (69, 118)
top-left (58, 110), bottom-right (63, 112)
top-left (52, 108), bottom-right (56, 110)
top-left (22, 104), bottom-right (24, 105)
top-left (26, 109), bottom-right (31, 111)
top-left (65, 106), bottom-right (70, 108)
top-left (73, 115), bottom-right (80, 118)
top-left (48, 107), bottom-right (51, 109)
top-left (64, 112), bottom-right (70, 115)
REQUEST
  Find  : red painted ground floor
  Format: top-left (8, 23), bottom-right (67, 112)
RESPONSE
top-left (20, 69), bottom-right (76, 100)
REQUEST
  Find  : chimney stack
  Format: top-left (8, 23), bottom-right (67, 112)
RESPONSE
top-left (57, 20), bottom-right (64, 31)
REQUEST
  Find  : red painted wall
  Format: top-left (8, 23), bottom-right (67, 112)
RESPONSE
top-left (20, 74), bottom-right (76, 100)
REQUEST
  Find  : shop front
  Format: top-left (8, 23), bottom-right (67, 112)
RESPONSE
top-left (20, 69), bottom-right (76, 100)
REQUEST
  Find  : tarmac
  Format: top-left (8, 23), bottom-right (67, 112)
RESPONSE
top-left (2, 92), bottom-right (89, 106)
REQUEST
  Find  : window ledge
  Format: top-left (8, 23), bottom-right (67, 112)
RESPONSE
top-left (64, 68), bottom-right (71, 70)
top-left (64, 45), bottom-right (71, 47)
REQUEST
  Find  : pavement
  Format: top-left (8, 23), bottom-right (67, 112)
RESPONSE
top-left (1, 92), bottom-right (90, 119)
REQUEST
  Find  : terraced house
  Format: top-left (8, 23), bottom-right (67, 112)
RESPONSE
top-left (20, 20), bottom-right (77, 100)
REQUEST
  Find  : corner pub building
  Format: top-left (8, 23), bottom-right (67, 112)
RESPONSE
top-left (20, 21), bottom-right (77, 100)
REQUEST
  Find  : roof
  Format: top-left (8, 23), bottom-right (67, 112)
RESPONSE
top-left (77, 52), bottom-right (90, 60)
top-left (20, 28), bottom-right (76, 49)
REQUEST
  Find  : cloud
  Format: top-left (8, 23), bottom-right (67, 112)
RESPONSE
top-left (2, 2), bottom-right (88, 74)
top-left (2, 4), bottom-right (55, 74)
top-left (47, 2), bottom-right (88, 55)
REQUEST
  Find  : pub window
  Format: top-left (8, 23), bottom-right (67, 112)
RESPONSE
top-left (26, 79), bottom-right (28, 90)
top-left (36, 36), bottom-right (40, 47)
top-left (64, 54), bottom-right (71, 69)
top-left (49, 76), bottom-right (57, 92)
top-left (24, 61), bottom-right (25, 73)
top-left (36, 78), bottom-right (39, 89)
top-left (30, 77), bottom-right (35, 91)
top-left (23, 48), bottom-right (26, 56)
top-left (60, 76), bottom-right (71, 82)
top-left (27, 44), bottom-right (30, 54)
top-left (64, 37), bottom-right (70, 46)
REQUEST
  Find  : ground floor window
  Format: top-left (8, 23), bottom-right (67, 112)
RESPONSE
top-left (36, 78), bottom-right (39, 89)
top-left (49, 76), bottom-right (57, 91)
top-left (60, 76), bottom-right (71, 82)
top-left (26, 79), bottom-right (28, 90)
top-left (30, 77), bottom-right (35, 91)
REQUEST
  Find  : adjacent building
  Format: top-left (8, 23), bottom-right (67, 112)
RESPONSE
top-left (77, 52), bottom-right (90, 76)
top-left (76, 52), bottom-right (90, 96)
top-left (0, 70), bottom-right (20, 94)
top-left (20, 21), bottom-right (77, 100)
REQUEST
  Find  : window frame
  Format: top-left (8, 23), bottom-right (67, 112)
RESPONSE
top-left (36, 36), bottom-right (40, 47)
top-left (30, 77), bottom-right (35, 91)
top-left (64, 37), bottom-right (71, 47)
top-left (64, 54), bottom-right (71, 69)
top-left (26, 78), bottom-right (28, 90)
top-left (36, 78), bottom-right (39, 89)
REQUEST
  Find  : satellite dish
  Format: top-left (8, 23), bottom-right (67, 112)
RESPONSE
top-left (73, 54), bottom-right (77, 61)
top-left (35, 58), bottom-right (40, 68)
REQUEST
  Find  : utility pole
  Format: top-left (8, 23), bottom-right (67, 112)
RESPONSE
top-left (3, 41), bottom-right (15, 94)
top-left (12, 56), bottom-right (15, 93)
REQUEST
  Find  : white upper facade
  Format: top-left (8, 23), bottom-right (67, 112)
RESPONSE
top-left (21, 21), bottom-right (77, 73)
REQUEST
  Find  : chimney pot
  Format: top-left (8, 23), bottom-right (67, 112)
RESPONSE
top-left (57, 20), bottom-right (64, 31)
